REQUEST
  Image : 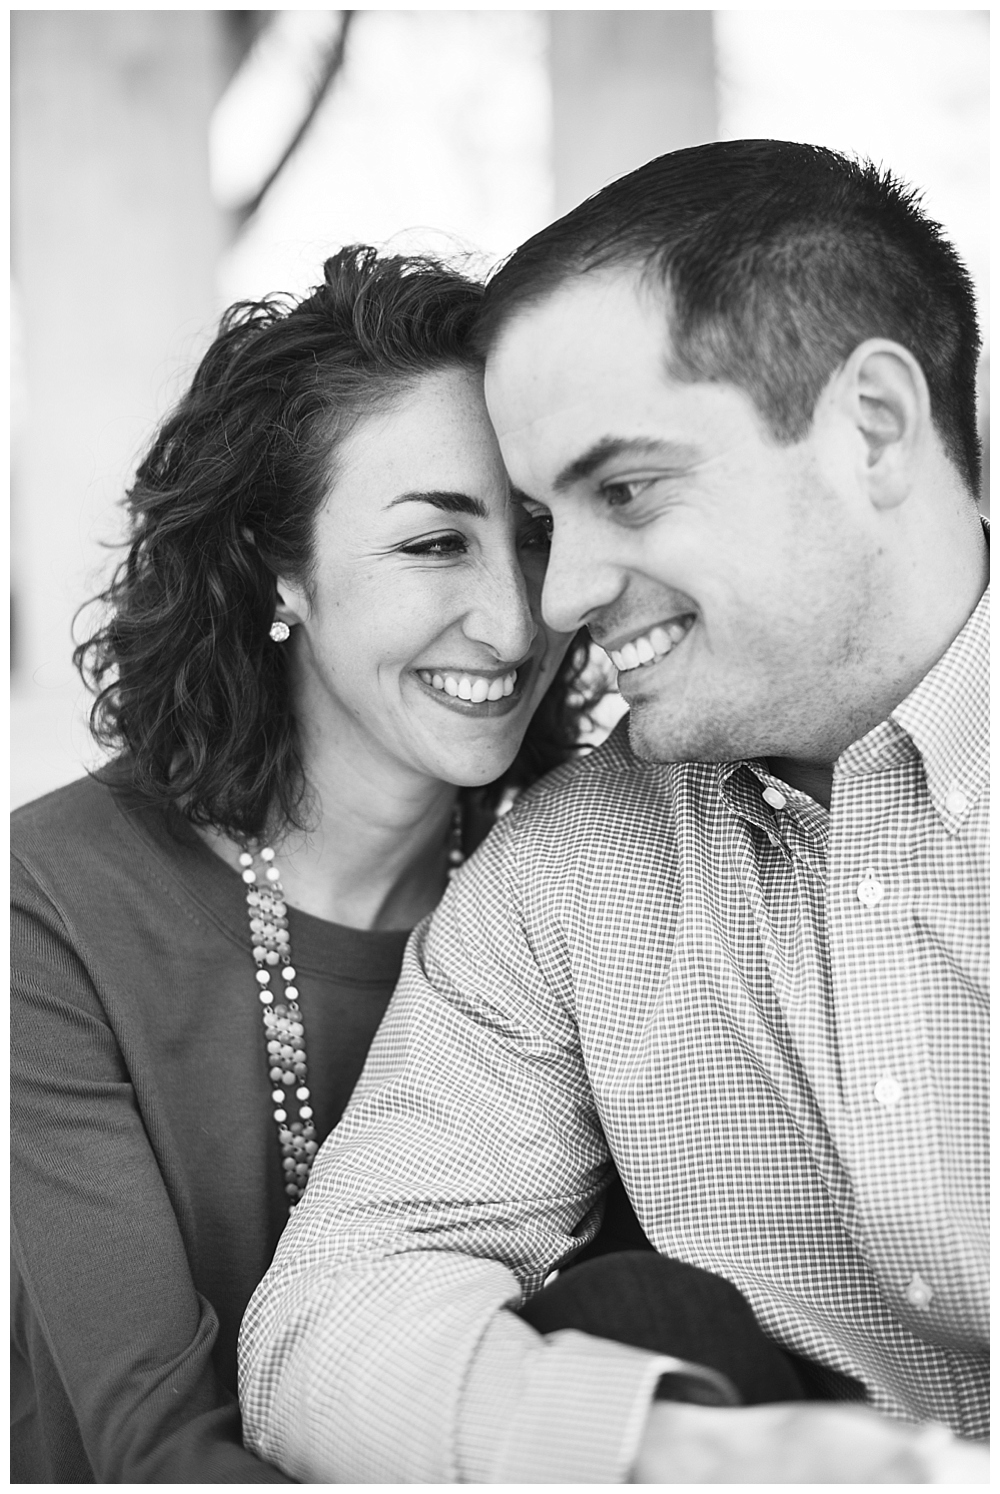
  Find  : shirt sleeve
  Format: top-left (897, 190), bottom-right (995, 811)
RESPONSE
top-left (10, 855), bottom-right (293, 1483)
top-left (239, 806), bottom-right (670, 1482)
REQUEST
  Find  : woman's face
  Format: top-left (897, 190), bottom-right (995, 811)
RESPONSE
top-left (279, 366), bottom-right (573, 789)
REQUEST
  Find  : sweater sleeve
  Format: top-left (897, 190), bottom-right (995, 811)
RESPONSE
top-left (239, 808), bottom-right (670, 1482)
top-left (10, 855), bottom-right (294, 1483)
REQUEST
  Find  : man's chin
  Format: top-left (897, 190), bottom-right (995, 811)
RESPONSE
top-left (625, 701), bottom-right (747, 766)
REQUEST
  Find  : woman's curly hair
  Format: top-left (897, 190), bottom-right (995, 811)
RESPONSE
top-left (75, 245), bottom-right (594, 842)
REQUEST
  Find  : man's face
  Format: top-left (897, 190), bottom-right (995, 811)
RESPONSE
top-left (485, 268), bottom-right (882, 765)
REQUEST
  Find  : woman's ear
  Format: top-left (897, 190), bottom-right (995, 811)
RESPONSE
top-left (835, 338), bottom-right (931, 511)
top-left (273, 576), bottom-right (310, 629)
top-left (243, 531), bottom-right (310, 629)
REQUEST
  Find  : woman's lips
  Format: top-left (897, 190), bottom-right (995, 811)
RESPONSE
top-left (411, 661), bottom-right (533, 718)
top-left (417, 666), bottom-right (517, 703)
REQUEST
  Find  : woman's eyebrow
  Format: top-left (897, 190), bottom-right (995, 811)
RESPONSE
top-left (384, 490), bottom-right (488, 518)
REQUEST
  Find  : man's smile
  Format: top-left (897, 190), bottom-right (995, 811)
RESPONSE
top-left (599, 614), bottom-right (696, 674)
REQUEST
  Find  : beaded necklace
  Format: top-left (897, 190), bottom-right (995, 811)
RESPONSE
top-left (242, 802), bottom-right (465, 1210)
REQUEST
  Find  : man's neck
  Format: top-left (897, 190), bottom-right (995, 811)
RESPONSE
top-left (767, 509), bottom-right (988, 813)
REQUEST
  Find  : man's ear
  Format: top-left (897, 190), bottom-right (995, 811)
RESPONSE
top-left (833, 339), bottom-right (931, 511)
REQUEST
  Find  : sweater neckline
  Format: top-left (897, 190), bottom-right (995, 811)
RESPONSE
top-left (110, 784), bottom-right (410, 984)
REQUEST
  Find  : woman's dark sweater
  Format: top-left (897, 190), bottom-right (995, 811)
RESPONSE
top-left (11, 776), bottom-right (410, 1482)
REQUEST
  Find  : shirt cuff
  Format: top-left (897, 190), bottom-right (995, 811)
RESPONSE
top-left (464, 1324), bottom-right (680, 1483)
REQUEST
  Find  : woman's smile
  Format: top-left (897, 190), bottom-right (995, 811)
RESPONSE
top-left (411, 655), bottom-right (536, 716)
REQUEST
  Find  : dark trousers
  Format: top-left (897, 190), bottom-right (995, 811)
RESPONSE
top-left (516, 1250), bottom-right (864, 1406)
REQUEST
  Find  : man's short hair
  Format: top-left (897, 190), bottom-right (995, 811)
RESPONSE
top-left (478, 140), bottom-right (981, 495)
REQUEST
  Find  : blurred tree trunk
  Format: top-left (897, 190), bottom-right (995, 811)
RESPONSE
top-left (550, 11), bottom-right (717, 218)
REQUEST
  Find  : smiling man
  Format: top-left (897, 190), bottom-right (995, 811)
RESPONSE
top-left (239, 141), bottom-right (989, 1482)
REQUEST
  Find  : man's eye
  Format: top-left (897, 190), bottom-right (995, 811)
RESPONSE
top-left (398, 533), bottom-right (467, 557)
top-left (601, 479), bottom-right (653, 508)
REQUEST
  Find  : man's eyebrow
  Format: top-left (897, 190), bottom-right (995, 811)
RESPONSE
top-left (384, 490), bottom-right (488, 519)
top-left (553, 437), bottom-right (697, 492)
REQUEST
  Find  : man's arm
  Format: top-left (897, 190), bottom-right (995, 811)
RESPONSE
top-left (239, 805), bottom-right (677, 1482)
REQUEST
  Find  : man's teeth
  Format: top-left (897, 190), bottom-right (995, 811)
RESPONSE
top-left (417, 668), bottom-right (518, 702)
top-left (609, 619), bottom-right (690, 673)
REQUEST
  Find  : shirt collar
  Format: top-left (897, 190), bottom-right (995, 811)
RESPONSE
top-left (887, 583), bottom-right (989, 834)
top-left (717, 578), bottom-right (989, 840)
top-left (717, 759), bottom-right (828, 862)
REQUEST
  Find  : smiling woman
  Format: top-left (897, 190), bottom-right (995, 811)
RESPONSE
top-left (269, 362), bottom-right (567, 877)
top-left (10, 247), bottom-right (595, 1482)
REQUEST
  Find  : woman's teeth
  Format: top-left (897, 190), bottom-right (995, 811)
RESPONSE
top-left (609, 618), bottom-right (691, 673)
top-left (417, 668), bottom-right (518, 702)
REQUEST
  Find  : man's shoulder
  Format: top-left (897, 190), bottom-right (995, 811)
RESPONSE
top-left (505, 717), bottom-right (718, 847)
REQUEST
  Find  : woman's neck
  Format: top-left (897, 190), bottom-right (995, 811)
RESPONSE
top-left (200, 748), bottom-right (459, 933)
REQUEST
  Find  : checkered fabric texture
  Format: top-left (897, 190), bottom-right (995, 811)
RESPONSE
top-left (240, 588), bottom-right (989, 1482)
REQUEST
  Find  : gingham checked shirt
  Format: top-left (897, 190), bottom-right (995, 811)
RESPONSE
top-left (239, 586), bottom-right (989, 1483)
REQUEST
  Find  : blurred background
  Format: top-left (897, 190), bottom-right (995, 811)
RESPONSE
top-left (10, 8), bottom-right (989, 809)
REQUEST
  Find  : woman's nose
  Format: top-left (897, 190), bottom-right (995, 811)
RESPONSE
top-left (462, 546), bottom-right (539, 661)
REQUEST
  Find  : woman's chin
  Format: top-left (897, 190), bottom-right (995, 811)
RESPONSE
top-left (418, 736), bottom-right (523, 789)
top-left (432, 759), bottom-right (514, 790)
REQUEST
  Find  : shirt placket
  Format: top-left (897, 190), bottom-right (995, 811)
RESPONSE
top-left (825, 745), bottom-right (961, 1345)
top-left (719, 767), bottom-right (858, 1201)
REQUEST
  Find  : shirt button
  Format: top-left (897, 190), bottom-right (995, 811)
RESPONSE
top-left (873, 1071), bottom-right (903, 1109)
top-left (762, 786), bottom-right (786, 810)
top-left (905, 1272), bottom-right (934, 1309)
top-left (856, 871), bottom-right (884, 908)
top-left (945, 787), bottom-right (968, 816)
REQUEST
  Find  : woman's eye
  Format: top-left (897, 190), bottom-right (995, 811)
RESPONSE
top-left (398, 533), bottom-right (468, 557)
top-left (518, 512), bottom-right (553, 550)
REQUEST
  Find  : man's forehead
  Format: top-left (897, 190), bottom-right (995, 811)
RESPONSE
top-left (487, 270), bottom-right (666, 406)
top-left (484, 266), bottom-right (670, 428)
top-left (487, 264), bottom-right (660, 367)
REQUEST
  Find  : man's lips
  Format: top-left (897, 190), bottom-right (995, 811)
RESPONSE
top-left (599, 615), bottom-right (696, 674)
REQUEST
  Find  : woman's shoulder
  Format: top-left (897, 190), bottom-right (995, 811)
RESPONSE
top-left (13, 773), bottom-right (128, 864)
top-left (13, 771), bottom-right (114, 835)
top-left (11, 771), bottom-right (177, 909)
top-left (12, 773), bottom-right (117, 871)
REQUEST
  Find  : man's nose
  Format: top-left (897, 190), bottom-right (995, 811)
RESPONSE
top-left (541, 518), bottom-right (623, 635)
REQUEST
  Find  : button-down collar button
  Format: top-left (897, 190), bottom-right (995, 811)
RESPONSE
top-left (945, 787), bottom-right (969, 816)
top-left (873, 1071), bottom-right (903, 1109)
top-left (905, 1272), bottom-right (934, 1309)
top-left (856, 871), bottom-right (885, 908)
top-left (762, 785), bottom-right (786, 811)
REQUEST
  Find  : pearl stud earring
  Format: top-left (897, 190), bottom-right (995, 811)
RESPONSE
top-left (269, 620), bottom-right (291, 643)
